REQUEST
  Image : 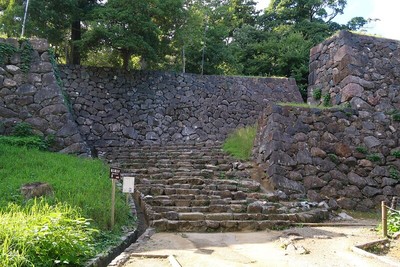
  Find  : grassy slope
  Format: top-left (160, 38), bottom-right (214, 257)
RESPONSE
top-left (0, 143), bottom-right (131, 230)
top-left (223, 125), bottom-right (257, 161)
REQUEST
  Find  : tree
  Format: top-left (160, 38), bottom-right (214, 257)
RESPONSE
top-left (0, 0), bottom-right (98, 64)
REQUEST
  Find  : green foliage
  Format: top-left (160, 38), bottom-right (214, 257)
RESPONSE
top-left (393, 112), bottom-right (400, 122)
top-left (328, 153), bottom-right (339, 164)
top-left (356, 146), bottom-right (368, 154)
top-left (0, 42), bottom-right (17, 64)
top-left (0, 143), bottom-right (132, 230)
top-left (387, 210), bottom-right (400, 235)
top-left (19, 40), bottom-right (34, 73)
top-left (389, 167), bottom-right (399, 180)
top-left (366, 153), bottom-right (381, 163)
top-left (391, 150), bottom-right (400, 158)
top-left (12, 122), bottom-right (33, 137)
top-left (0, 200), bottom-right (98, 266)
top-left (0, 40), bottom-right (33, 71)
top-left (322, 93), bottom-right (331, 107)
top-left (223, 125), bottom-right (257, 160)
top-left (0, 135), bottom-right (49, 150)
top-left (1, 122), bottom-right (50, 150)
top-left (312, 88), bottom-right (322, 100)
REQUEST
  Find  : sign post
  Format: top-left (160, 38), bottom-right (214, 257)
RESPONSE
top-left (110, 167), bottom-right (121, 229)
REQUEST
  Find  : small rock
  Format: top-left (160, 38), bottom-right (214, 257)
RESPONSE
top-left (318, 201), bottom-right (329, 209)
top-left (313, 235), bottom-right (331, 239)
top-left (337, 212), bottom-right (354, 221)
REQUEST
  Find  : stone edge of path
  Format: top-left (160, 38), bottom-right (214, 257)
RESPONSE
top-left (107, 227), bottom-right (157, 267)
top-left (351, 239), bottom-right (400, 267)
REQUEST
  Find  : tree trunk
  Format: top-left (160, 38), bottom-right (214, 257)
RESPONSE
top-left (122, 50), bottom-right (130, 70)
top-left (71, 20), bottom-right (81, 65)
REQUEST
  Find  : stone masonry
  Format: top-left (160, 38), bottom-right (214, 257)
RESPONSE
top-left (59, 66), bottom-right (301, 153)
top-left (0, 38), bottom-right (88, 154)
top-left (254, 31), bottom-right (400, 211)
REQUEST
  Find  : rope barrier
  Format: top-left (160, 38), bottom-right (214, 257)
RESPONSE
top-left (386, 205), bottom-right (400, 214)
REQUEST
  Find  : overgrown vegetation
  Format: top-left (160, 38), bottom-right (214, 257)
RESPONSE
top-left (223, 125), bottom-right (257, 161)
top-left (0, 42), bottom-right (17, 64)
top-left (0, 200), bottom-right (98, 266)
top-left (0, 126), bottom-right (134, 265)
top-left (0, 122), bottom-right (53, 150)
top-left (0, 143), bottom-right (132, 229)
top-left (387, 210), bottom-right (400, 235)
top-left (0, 40), bottom-right (33, 71)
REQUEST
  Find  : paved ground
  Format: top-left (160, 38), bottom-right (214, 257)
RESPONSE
top-left (113, 219), bottom-right (399, 267)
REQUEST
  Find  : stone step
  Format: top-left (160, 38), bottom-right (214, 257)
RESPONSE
top-left (137, 184), bottom-right (261, 195)
top-left (149, 208), bottom-right (330, 232)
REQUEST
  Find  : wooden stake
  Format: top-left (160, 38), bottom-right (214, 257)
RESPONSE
top-left (111, 179), bottom-right (116, 229)
top-left (382, 201), bottom-right (387, 238)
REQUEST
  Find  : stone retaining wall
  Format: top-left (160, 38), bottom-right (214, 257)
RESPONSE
top-left (253, 104), bottom-right (400, 211)
top-left (0, 38), bottom-right (88, 154)
top-left (59, 65), bottom-right (301, 152)
top-left (308, 30), bottom-right (400, 112)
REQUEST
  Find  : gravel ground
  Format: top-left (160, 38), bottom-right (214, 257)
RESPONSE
top-left (118, 219), bottom-right (400, 267)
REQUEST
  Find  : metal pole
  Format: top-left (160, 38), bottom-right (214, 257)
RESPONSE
top-left (21, 0), bottom-right (30, 38)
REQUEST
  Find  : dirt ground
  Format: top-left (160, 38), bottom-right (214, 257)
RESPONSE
top-left (119, 220), bottom-right (400, 267)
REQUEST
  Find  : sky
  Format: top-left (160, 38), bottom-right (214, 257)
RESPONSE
top-left (256, 0), bottom-right (400, 40)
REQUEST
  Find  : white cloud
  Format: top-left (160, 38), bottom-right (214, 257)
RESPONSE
top-left (369, 0), bottom-right (400, 40)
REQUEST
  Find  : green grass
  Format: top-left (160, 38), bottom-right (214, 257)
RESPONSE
top-left (0, 143), bottom-right (132, 230)
top-left (0, 200), bottom-right (98, 266)
top-left (277, 102), bottom-right (337, 109)
top-left (223, 125), bottom-right (257, 161)
top-left (0, 141), bottom-right (135, 265)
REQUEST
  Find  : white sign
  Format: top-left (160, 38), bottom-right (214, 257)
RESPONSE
top-left (122, 177), bottom-right (135, 193)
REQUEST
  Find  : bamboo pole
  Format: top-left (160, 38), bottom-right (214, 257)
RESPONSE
top-left (111, 179), bottom-right (116, 229)
top-left (382, 201), bottom-right (387, 238)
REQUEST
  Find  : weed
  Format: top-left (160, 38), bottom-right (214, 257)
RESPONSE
top-left (366, 153), bottom-right (381, 163)
top-left (12, 122), bottom-right (33, 137)
top-left (387, 210), bottom-right (400, 235)
top-left (0, 143), bottom-right (132, 230)
top-left (328, 153), bottom-right (339, 164)
top-left (223, 125), bottom-right (257, 160)
top-left (393, 112), bottom-right (400, 122)
top-left (0, 42), bottom-right (17, 64)
top-left (322, 93), bottom-right (331, 107)
top-left (0, 200), bottom-right (98, 266)
top-left (389, 167), bottom-right (399, 180)
top-left (391, 150), bottom-right (400, 158)
top-left (356, 146), bottom-right (368, 154)
top-left (312, 88), bottom-right (322, 100)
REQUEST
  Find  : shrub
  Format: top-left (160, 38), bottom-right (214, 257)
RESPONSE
top-left (387, 210), bottom-right (400, 235)
top-left (12, 122), bottom-right (34, 137)
top-left (0, 135), bottom-right (48, 150)
top-left (322, 93), bottom-right (331, 107)
top-left (312, 88), bottom-right (322, 100)
top-left (223, 125), bottom-right (257, 161)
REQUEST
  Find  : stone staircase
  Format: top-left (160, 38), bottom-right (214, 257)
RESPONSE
top-left (104, 143), bottom-right (330, 232)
